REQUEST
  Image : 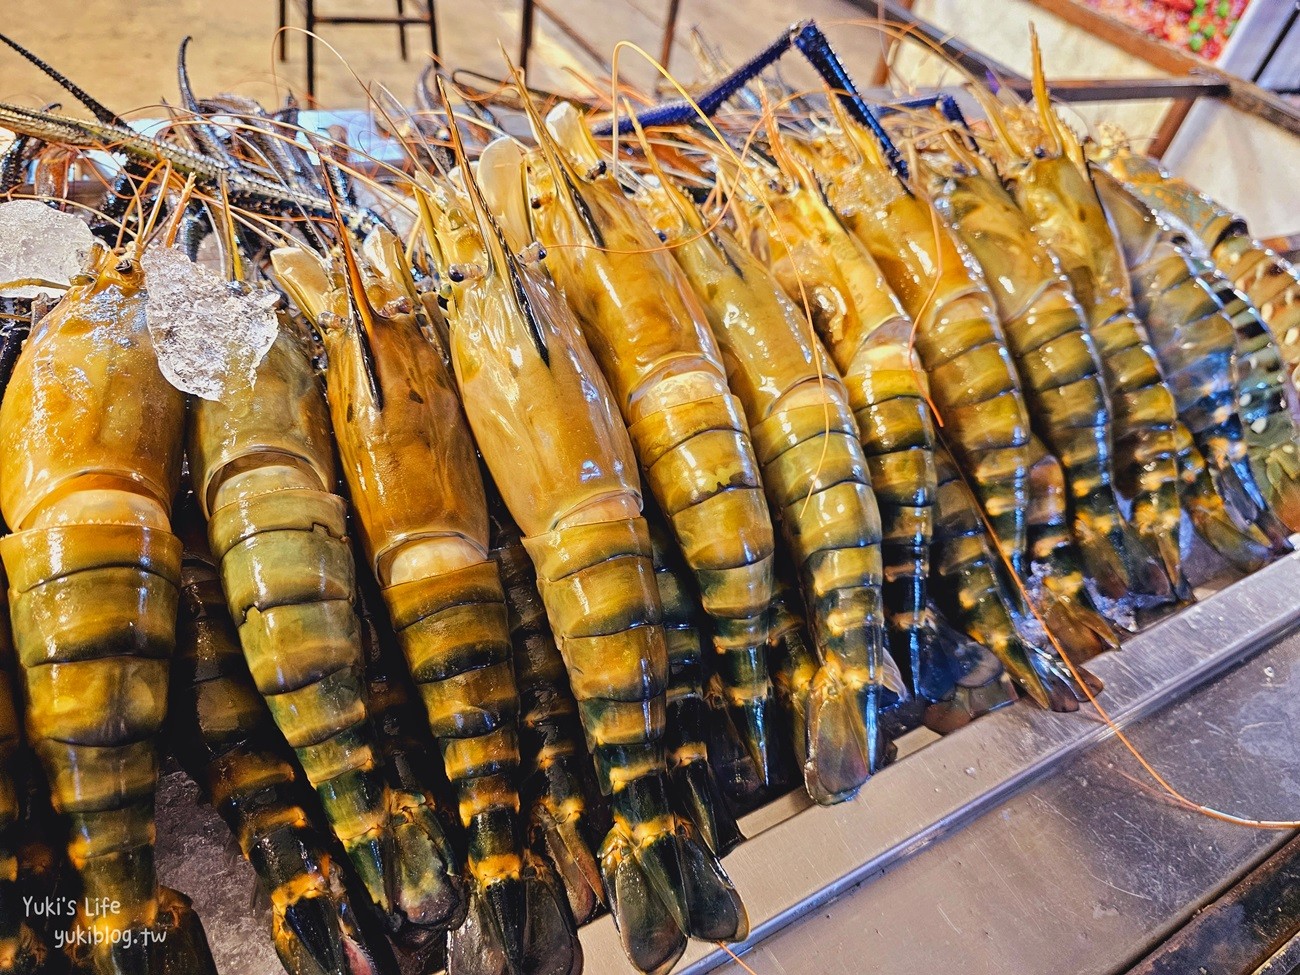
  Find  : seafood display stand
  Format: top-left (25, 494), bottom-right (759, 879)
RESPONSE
top-left (141, 93), bottom-right (1300, 975)
top-left (583, 547), bottom-right (1300, 975)
top-left (9, 8), bottom-right (1300, 973)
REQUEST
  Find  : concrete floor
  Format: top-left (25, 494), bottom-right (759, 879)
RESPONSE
top-left (0, 0), bottom-right (893, 117)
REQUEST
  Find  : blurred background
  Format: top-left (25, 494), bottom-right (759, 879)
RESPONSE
top-left (1, 0), bottom-right (1295, 231)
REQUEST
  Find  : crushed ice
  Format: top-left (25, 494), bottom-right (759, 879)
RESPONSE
top-left (1028, 559), bottom-right (1140, 635)
top-left (142, 247), bottom-right (279, 401)
top-left (1081, 580), bottom-right (1138, 634)
top-left (0, 200), bottom-right (96, 298)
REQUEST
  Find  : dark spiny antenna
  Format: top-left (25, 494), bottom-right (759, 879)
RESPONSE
top-left (176, 37), bottom-right (244, 169)
top-left (0, 32), bottom-right (120, 124)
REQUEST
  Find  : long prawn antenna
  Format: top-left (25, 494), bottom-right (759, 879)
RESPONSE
top-left (0, 33), bottom-right (120, 124)
top-left (315, 141), bottom-right (384, 408)
top-left (437, 75), bottom-right (549, 364)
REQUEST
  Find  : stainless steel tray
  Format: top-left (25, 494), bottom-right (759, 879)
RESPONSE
top-left (157, 546), bottom-right (1300, 974)
top-left (579, 546), bottom-right (1300, 975)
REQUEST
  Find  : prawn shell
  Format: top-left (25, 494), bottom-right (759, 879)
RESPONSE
top-left (751, 176), bottom-right (938, 704)
top-left (0, 565), bottom-right (42, 972)
top-left (189, 327), bottom-right (404, 921)
top-left (834, 176), bottom-right (1032, 573)
top-left (492, 522), bottom-right (606, 922)
top-left (1099, 145), bottom-right (1300, 378)
top-left (189, 328), bottom-right (336, 518)
top-left (1, 522), bottom-right (180, 947)
top-left (0, 251), bottom-right (184, 530)
top-left (997, 151), bottom-right (1186, 591)
top-left (171, 504), bottom-right (384, 975)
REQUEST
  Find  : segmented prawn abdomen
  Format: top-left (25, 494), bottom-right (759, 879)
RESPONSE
top-left (493, 520), bottom-right (605, 923)
top-left (939, 170), bottom-right (1169, 604)
top-left (189, 329), bottom-right (400, 922)
top-left (1007, 156), bottom-right (1186, 592)
top-left (754, 369), bottom-right (898, 782)
top-left (3, 523), bottom-right (179, 964)
top-left (839, 338), bottom-right (937, 673)
top-left (645, 511), bottom-right (742, 852)
top-left (753, 181), bottom-right (940, 714)
top-left (524, 517), bottom-right (668, 794)
top-left (171, 500), bottom-right (382, 975)
top-left (1197, 263), bottom-right (1300, 530)
top-left (930, 445), bottom-right (1090, 711)
top-left (205, 468), bottom-right (389, 902)
top-left (627, 380), bottom-right (776, 779)
top-left (838, 188), bottom-right (1032, 575)
top-left (0, 251), bottom-right (197, 972)
top-left (1021, 436), bottom-right (1118, 658)
top-left (1094, 171), bottom-right (1291, 553)
top-left (1097, 146), bottom-right (1300, 390)
top-left (523, 141), bottom-right (777, 785)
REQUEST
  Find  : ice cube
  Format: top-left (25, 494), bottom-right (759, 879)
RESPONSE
top-left (142, 247), bottom-right (279, 401)
top-left (0, 199), bottom-right (97, 298)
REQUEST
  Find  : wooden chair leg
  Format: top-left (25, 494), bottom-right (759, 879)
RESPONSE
top-left (396, 0), bottom-right (409, 60)
top-left (427, 0), bottom-right (439, 59)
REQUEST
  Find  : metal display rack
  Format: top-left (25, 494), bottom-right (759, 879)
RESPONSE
top-left (850, 0), bottom-right (1300, 153)
top-left (576, 548), bottom-right (1300, 974)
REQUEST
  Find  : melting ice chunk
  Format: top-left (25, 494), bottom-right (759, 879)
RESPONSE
top-left (142, 247), bottom-right (279, 401)
top-left (0, 199), bottom-right (97, 298)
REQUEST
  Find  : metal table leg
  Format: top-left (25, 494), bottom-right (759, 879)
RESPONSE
top-left (520, 0), bottom-right (535, 71)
